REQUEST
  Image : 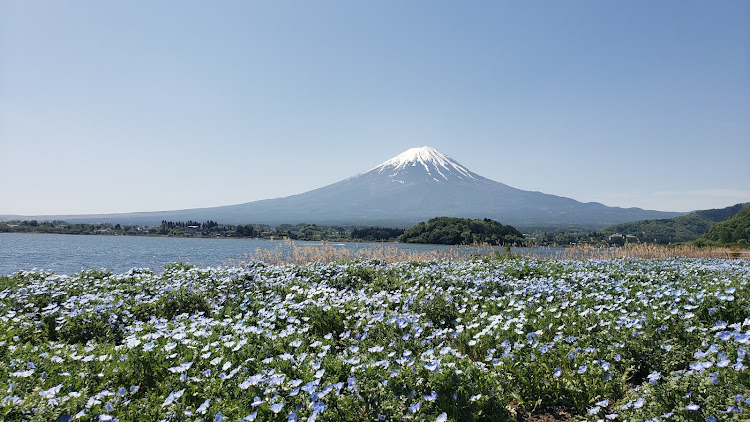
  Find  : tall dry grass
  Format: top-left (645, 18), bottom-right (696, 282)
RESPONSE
top-left (230, 240), bottom-right (497, 266)
top-left (226, 240), bottom-right (747, 266)
top-left (524, 244), bottom-right (748, 260)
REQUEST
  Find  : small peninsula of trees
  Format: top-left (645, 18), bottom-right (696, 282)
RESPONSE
top-left (398, 217), bottom-right (523, 245)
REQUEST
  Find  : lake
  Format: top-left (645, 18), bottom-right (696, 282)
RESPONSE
top-left (0, 233), bottom-right (563, 275)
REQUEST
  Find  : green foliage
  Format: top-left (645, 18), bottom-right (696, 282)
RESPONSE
top-left (593, 203), bottom-right (748, 245)
top-left (697, 204), bottom-right (750, 246)
top-left (399, 217), bottom-right (523, 245)
top-left (130, 286), bottom-right (211, 321)
top-left (419, 294), bottom-right (458, 328)
top-left (2, 258), bottom-right (750, 421)
top-left (350, 227), bottom-right (405, 241)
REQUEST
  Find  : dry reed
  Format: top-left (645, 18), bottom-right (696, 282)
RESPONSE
top-left (227, 240), bottom-right (747, 266)
top-left (241, 241), bottom-right (470, 266)
top-left (522, 244), bottom-right (748, 260)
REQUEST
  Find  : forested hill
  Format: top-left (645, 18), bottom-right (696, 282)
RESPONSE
top-left (593, 203), bottom-right (747, 244)
top-left (697, 204), bottom-right (750, 246)
top-left (398, 217), bottom-right (523, 245)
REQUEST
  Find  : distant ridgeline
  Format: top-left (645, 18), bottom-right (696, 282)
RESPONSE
top-left (398, 217), bottom-right (523, 246)
top-left (592, 203), bottom-right (748, 245)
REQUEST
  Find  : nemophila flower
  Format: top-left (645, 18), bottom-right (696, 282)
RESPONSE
top-left (9, 369), bottom-right (34, 378)
top-left (161, 389), bottom-right (185, 407)
top-left (689, 361), bottom-right (712, 371)
top-left (686, 404), bottom-right (700, 411)
top-left (723, 406), bottom-right (738, 414)
top-left (604, 413), bottom-right (617, 420)
top-left (270, 402), bottom-right (284, 413)
top-left (1, 396), bottom-right (22, 406)
top-left (409, 402), bottom-right (421, 413)
top-left (196, 399), bottom-right (210, 414)
top-left (716, 331), bottom-right (733, 341)
top-left (424, 391), bottom-right (438, 402)
top-left (436, 413), bottom-right (447, 422)
top-left (168, 361), bottom-right (193, 373)
top-left (553, 367), bottom-right (562, 378)
top-left (39, 384), bottom-right (63, 400)
top-left (577, 365), bottom-right (587, 374)
top-left (633, 398), bottom-right (645, 409)
top-left (647, 371), bottom-right (661, 384)
top-left (661, 412), bottom-right (674, 418)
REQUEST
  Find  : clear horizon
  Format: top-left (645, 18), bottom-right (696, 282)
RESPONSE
top-left (2, 1), bottom-right (749, 215)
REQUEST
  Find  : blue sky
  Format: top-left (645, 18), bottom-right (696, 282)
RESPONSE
top-left (1, 1), bottom-right (748, 215)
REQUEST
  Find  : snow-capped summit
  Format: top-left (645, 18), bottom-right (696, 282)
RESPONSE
top-left (359, 146), bottom-right (483, 184)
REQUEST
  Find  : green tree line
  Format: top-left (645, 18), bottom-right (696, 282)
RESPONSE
top-left (398, 217), bottom-right (523, 245)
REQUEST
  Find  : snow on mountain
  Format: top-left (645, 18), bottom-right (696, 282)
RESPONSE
top-left (353, 146), bottom-right (485, 185)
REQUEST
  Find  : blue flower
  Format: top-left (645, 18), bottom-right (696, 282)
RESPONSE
top-left (197, 399), bottom-right (210, 414)
top-left (270, 402), bottom-right (284, 413)
top-left (647, 371), bottom-right (660, 384)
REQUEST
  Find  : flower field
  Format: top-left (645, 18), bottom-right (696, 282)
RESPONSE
top-left (1, 257), bottom-right (749, 421)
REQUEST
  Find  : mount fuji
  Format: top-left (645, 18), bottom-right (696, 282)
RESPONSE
top-left (7, 147), bottom-right (680, 228)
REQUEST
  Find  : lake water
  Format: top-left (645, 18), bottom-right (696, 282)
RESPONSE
top-left (0, 233), bottom-right (563, 275)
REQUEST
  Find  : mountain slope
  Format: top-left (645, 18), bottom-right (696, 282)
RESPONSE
top-left (2, 146), bottom-right (681, 228)
top-left (697, 204), bottom-right (750, 245)
top-left (593, 203), bottom-right (747, 244)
